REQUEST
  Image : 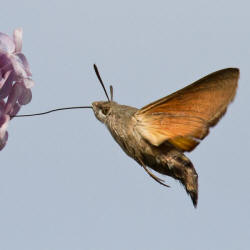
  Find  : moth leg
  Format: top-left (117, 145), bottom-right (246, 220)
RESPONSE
top-left (138, 160), bottom-right (170, 187)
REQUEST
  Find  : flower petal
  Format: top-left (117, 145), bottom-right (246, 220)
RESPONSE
top-left (0, 70), bottom-right (11, 89)
top-left (0, 114), bottom-right (9, 140)
top-left (0, 113), bottom-right (9, 128)
top-left (23, 78), bottom-right (34, 88)
top-left (9, 102), bottom-right (21, 119)
top-left (9, 54), bottom-right (27, 78)
top-left (0, 32), bottom-right (15, 53)
top-left (16, 53), bottom-right (32, 76)
top-left (0, 53), bottom-right (13, 75)
top-left (13, 28), bottom-right (23, 53)
top-left (0, 72), bottom-right (14, 99)
top-left (0, 99), bottom-right (5, 115)
top-left (0, 131), bottom-right (8, 150)
top-left (4, 82), bottom-right (23, 114)
top-left (18, 86), bottom-right (32, 105)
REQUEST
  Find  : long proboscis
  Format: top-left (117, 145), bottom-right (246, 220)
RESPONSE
top-left (93, 64), bottom-right (110, 102)
top-left (12, 106), bottom-right (93, 118)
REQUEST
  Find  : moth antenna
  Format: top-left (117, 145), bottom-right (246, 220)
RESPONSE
top-left (110, 85), bottom-right (113, 101)
top-left (93, 64), bottom-right (110, 102)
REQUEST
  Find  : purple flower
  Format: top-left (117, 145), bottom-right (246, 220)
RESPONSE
top-left (0, 28), bottom-right (34, 150)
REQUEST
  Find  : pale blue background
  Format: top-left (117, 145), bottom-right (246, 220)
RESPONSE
top-left (1, 1), bottom-right (250, 249)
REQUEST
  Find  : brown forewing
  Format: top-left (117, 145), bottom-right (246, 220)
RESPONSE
top-left (135, 68), bottom-right (239, 151)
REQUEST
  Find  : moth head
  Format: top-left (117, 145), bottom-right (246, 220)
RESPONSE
top-left (92, 101), bottom-right (113, 123)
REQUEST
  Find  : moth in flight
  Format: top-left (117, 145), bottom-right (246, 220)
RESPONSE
top-left (91, 66), bottom-right (239, 207)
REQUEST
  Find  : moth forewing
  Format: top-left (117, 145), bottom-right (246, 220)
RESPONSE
top-left (135, 68), bottom-right (239, 152)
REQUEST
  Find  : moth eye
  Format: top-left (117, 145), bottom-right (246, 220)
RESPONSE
top-left (101, 107), bottom-right (109, 115)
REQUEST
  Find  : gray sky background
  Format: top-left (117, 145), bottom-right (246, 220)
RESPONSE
top-left (1, 1), bottom-right (250, 249)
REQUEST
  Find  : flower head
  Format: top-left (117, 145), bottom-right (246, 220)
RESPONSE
top-left (0, 28), bottom-right (34, 150)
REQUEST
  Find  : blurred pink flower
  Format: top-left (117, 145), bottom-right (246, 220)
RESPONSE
top-left (0, 28), bottom-right (34, 150)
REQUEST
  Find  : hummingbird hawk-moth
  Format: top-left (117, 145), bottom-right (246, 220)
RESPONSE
top-left (92, 65), bottom-right (239, 207)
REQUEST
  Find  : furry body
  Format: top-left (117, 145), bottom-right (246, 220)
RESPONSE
top-left (93, 102), bottom-right (198, 206)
